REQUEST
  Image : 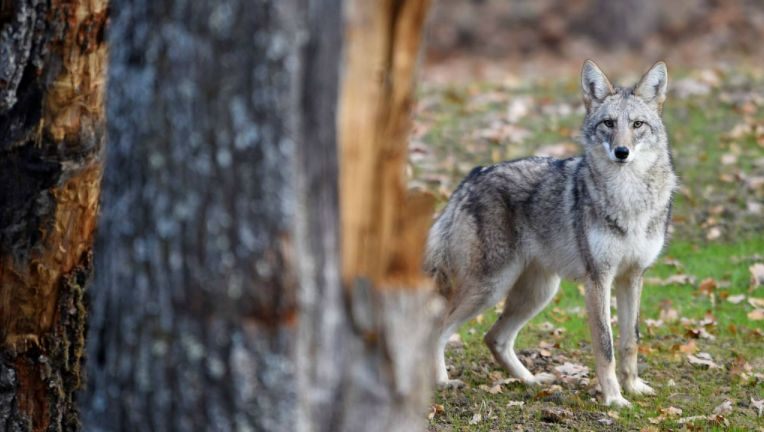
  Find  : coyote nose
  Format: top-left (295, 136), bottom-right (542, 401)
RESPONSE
top-left (614, 146), bottom-right (629, 160)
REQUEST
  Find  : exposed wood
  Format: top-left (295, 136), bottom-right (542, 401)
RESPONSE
top-left (0, 0), bottom-right (107, 430)
top-left (339, 0), bottom-right (434, 289)
top-left (314, 1), bottom-right (441, 431)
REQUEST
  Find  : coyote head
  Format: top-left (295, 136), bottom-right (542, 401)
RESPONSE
top-left (580, 60), bottom-right (669, 168)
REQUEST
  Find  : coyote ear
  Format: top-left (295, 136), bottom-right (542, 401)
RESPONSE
top-left (635, 62), bottom-right (668, 112)
top-left (581, 60), bottom-right (614, 111)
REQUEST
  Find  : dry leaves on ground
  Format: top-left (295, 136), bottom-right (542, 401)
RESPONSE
top-left (687, 352), bottom-right (722, 369)
top-left (648, 406), bottom-right (683, 424)
top-left (645, 274), bottom-right (696, 287)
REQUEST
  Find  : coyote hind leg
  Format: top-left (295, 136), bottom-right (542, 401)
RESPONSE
top-left (436, 264), bottom-right (524, 387)
top-left (484, 266), bottom-right (560, 385)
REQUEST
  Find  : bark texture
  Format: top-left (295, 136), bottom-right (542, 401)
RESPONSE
top-left (83, 1), bottom-right (326, 430)
top-left (300, 1), bottom-right (442, 431)
top-left (0, 0), bottom-right (107, 431)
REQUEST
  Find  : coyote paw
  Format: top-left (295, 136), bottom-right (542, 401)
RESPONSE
top-left (604, 394), bottom-right (632, 408)
top-left (623, 378), bottom-right (655, 396)
top-left (526, 372), bottom-right (556, 385)
top-left (438, 379), bottom-right (466, 389)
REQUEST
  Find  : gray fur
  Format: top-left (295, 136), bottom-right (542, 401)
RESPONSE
top-left (425, 61), bottom-right (677, 407)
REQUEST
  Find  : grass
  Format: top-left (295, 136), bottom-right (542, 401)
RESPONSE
top-left (413, 68), bottom-right (764, 430)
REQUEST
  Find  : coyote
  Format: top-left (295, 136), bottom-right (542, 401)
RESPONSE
top-left (425, 61), bottom-right (676, 407)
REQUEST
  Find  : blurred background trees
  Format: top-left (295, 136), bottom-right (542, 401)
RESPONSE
top-left (425, 0), bottom-right (764, 79)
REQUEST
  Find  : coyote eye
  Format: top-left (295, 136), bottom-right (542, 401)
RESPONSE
top-left (632, 121), bottom-right (644, 129)
top-left (603, 119), bottom-right (615, 128)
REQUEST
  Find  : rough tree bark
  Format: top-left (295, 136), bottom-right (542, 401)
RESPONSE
top-left (0, 1), bottom-right (107, 431)
top-left (82, 1), bottom-right (338, 431)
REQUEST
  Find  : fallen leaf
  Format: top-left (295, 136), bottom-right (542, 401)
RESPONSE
top-left (729, 356), bottom-right (752, 378)
top-left (678, 339), bottom-right (698, 354)
top-left (645, 318), bottom-right (664, 329)
top-left (677, 415), bottom-right (710, 425)
top-left (673, 77), bottom-right (712, 98)
top-left (427, 404), bottom-right (444, 420)
top-left (479, 384), bottom-right (503, 394)
top-left (698, 278), bottom-right (717, 296)
top-left (494, 300), bottom-right (505, 314)
top-left (721, 153), bottom-right (737, 165)
top-left (554, 362), bottom-right (590, 384)
top-left (751, 398), bottom-right (764, 417)
top-left (706, 226), bottom-right (722, 240)
top-left (727, 294), bottom-right (746, 304)
top-left (747, 200), bottom-right (763, 215)
top-left (746, 176), bottom-right (764, 191)
top-left (662, 406), bottom-right (683, 417)
top-left (534, 143), bottom-right (577, 158)
top-left (688, 352), bottom-right (722, 369)
top-left (725, 122), bottom-right (751, 140)
top-left (506, 97), bottom-right (532, 123)
top-left (727, 322), bottom-right (738, 335)
top-left (747, 309), bottom-right (764, 320)
top-left (469, 412), bottom-right (482, 425)
top-left (713, 400), bottom-right (733, 416)
top-left (699, 311), bottom-right (717, 327)
top-left (540, 406), bottom-right (571, 424)
top-left (750, 263), bottom-right (764, 289)
top-left (478, 122), bottom-right (531, 144)
top-left (488, 370), bottom-right (504, 382)
top-left (659, 307), bottom-right (679, 323)
top-left (685, 327), bottom-right (716, 340)
top-left (645, 274), bottom-right (696, 287)
top-left (748, 297), bottom-right (764, 308)
top-left (662, 257), bottom-right (684, 269)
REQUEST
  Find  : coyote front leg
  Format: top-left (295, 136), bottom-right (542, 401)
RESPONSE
top-left (616, 271), bottom-right (655, 396)
top-left (585, 276), bottom-right (630, 407)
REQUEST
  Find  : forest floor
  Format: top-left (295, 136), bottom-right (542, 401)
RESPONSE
top-left (411, 65), bottom-right (764, 431)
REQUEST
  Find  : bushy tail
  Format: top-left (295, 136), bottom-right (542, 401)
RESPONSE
top-left (424, 219), bottom-right (454, 300)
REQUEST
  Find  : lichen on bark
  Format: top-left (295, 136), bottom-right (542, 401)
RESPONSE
top-left (1, 252), bottom-right (92, 432)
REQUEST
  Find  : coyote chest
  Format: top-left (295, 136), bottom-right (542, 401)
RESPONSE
top-left (579, 159), bottom-right (675, 277)
top-left (586, 213), bottom-right (666, 275)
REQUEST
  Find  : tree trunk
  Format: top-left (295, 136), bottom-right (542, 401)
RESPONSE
top-left (84, 0), bottom-right (437, 431)
top-left (301, 1), bottom-right (441, 431)
top-left (82, 1), bottom-right (336, 430)
top-left (0, 1), bottom-right (107, 431)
